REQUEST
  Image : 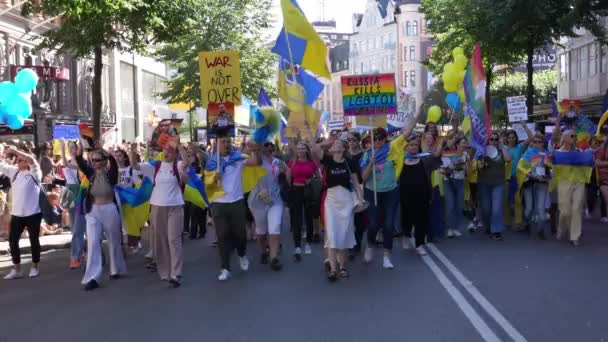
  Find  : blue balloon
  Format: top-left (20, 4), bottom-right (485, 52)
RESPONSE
top-left (15, 68), bottom-right (39, 94)
top-left (5, 94), bottom-right (32, 119)
top-left (0, 104), bottom-right (7, 124)
top-left (0, 81), bottom-right (17, 105)
top-left (446, 92), bottom-right (461, 112)
top-left (5, 114), bottom-right (24, 130)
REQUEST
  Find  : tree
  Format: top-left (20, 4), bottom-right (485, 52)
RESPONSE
top-left (155, 0), bottom-right (277, 110)
top-left (24, 0), bottom-right (194, 139)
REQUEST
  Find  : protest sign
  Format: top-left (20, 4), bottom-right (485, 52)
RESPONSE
top-left (198, 50), bottom-right (242, 109)
top-left (207, 102), bottom-right (235, 138)
top-left (512, 123), bottom-right (536, 141)
top-left (149, 120), bottom-right (179, 152)
top-left (341, 74), bottom-right (396, 116)
top-left (53, 124), bottom-right (80, 140)
top-left (507, 95), bottom-right (528, 122)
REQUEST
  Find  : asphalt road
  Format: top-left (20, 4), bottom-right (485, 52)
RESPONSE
top-left (1, 218), bottom-right (607, 342)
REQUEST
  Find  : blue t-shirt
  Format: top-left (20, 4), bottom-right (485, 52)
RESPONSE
top-left (365, 160), bottom-right (397, 192)
top-left (508, 143), bottom-right (526, 177)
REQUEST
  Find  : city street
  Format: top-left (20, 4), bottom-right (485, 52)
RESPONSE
top-left (1, 219), bottom-right (607, 342)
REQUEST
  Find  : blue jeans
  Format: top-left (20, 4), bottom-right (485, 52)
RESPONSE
top-left (478, 183), bottom-right (505, 233)
top-left (429, 187), bottom-right (445, 239)
top-left (523, 182), bottom-right (549, 235)
top-left (444, 178), bottom-right (465, 232)
top-left (70, 208), bottom-right (86, 261)
top-left (365, 187), bottom-right (399, 250)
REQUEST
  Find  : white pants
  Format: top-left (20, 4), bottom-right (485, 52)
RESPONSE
top-left (82, 203), bottom-right (127, 284)
top-left (252, 203), bottom-right (284, 235)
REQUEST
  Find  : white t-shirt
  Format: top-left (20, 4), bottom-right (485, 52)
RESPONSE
top-left (118, 166), bottom-right (141, 188)
top-left (64, 164), bottom-right (79, 185)
top-left (214, 159), bottom-right (245, 204)
top-left (442, 152), bottom-right (469, 180)
top-left (139, 162), bottom-right (184, 206)
top-left (0, 161), bottom-right (42, 217)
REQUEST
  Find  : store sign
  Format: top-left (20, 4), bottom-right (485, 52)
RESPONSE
top-left (10, 65), bottom-right (70, 80)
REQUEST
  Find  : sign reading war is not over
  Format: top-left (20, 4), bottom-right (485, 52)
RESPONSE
top-left (341, 73), bottom-right (397, 116)
top-left (198, 50), bottom-right (242, 108)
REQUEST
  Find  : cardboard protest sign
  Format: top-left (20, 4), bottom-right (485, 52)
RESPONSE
top-left (356, 115), bottom-right (387, 129)
top-left (341, 74), bottom-right (397, 116)
top-left (207, 102), bottom-right (235, 138)
top-left (198, 50), bottom-right (242, 108)
top-left (149, 120), bottom-right (179, 152)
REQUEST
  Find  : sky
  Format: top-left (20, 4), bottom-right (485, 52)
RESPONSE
top-left (270, 0), bottom-right (367, 36)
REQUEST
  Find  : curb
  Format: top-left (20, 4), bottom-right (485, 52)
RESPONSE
top-left (0, 241), bottom-right (71, 256)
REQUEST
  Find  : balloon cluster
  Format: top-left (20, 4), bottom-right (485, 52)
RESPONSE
top-left (0, 69), bottom-right (38, 130)
top-left (442, 47), bottom-right (468, 113)
top-left (252, 106), bottom-right (281, 144)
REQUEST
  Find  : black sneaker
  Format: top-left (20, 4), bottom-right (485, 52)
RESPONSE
top-left (270, 258), bottom-right (283, 271)
top-left (145, 262), bottom-right (157, 270)
top-left (492, 233), bottom-right (503, 241)
top-left (294, 253), bottom-right (302, 262)
top-left (109, 274), bottom-right (122, 280)
top-left (538, 231), bottom-right (547, 240)
top-left (84, 280), bottom-right (99, 291)
top-left (327, 271), bottom-right (338, 282)
top-left (169, 277), bottom-right (181, 288)
top-left (260, 253), bottom-right (269, 265)
top-left (211, 241), bottom-right (218, 248)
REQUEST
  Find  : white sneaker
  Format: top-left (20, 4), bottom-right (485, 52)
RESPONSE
top-left (364, 247), bottom-right (374, 263)
top-left (218, 269), bottom-right (231, 281)
top-left (401, 236), bottom-right (411, 250)
top-left (294, 247), bottom-right (302, 255)
top-left (447, 229), bottom-right (454, 238)
top-left (601, 217), bottom-right (608, 223)
top-left (416, 246), bottom-right (428, 256)
top-left (453, 230), bottom-right (462, 237)
top-left (4, 269), bottom-right (23, 280)
top-left (585, 209), bottom-right (591, 219)
top-left (144, 249), bottom-right (153, 260)
top-left (239, 256), bottom-right (249, 271)
top-left (467, 222), bottom-right (476, 230)
top-left (28, 266), bottom-right (39, 278)
top-left (304, 244), bottom-right (312, 255)
top-left (382, 256), bottom-right (394, 269)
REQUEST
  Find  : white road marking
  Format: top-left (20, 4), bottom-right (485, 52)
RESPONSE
top-left (427, 243), bottom-right (528, 342)
top-left (420, 253), bottom-right (501, 342)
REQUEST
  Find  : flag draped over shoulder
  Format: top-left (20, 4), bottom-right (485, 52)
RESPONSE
top-left (114, 178), bottom-right (153, 237)
top-left (183, 167), bottom-right (210, 209)
top-left (463, 44), bottom-right (490, 156)
top-left (271, 0), bottom-right (330, 79)
top-left (203, 151), bottom-right (268, 203)
top-left (551, 150), bottom-right (594, 184)
top-left (516, 147), bottom-right (552, 187)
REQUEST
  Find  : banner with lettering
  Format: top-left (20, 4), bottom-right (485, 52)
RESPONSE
top-left (341, 74), bottom-right (397, 116)
top-left (198, 50), bottom-right (242, 109)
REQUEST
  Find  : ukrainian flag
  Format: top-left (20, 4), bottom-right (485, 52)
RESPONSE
top-left (551, 150), bottom-right (594, 184)
top-left (272, 0), bottom-right (330, 79)
top-left (115, 178), bottom-right (153, 238)
top-left (516, 148), bottom-right (552, 187)
top-left (278, 57), bottom-right (323, 118)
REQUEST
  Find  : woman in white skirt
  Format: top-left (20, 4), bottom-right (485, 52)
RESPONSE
top-left (313, 135), bottom-right (363, 282)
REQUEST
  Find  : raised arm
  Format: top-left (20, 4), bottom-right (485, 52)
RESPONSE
top-left (551, 112), bottom-right (565, 146)
top-left (522, 123), bottom-right (533, 147)
top-left (74, 144), bottom-right (94, 179)
top-left (130, 143), bottom-right (141, 171)
top-left (402, 110), bottom-right (421, 140)
top-left (499, 136), bottom-right (512, 162)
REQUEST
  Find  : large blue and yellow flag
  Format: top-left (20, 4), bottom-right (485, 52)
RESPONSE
top-left (551, 150), bottom-right (594, 184)
top-left (516, 147), bottom-right (552, 187)
top-left (115, 178), bottom-right (153, 238)
top-left (278, 57), bottom-right (324, 115)
top-left (271, 0), bottom-right (330, 79)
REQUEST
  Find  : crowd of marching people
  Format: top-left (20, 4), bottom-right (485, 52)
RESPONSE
top-left (0, 109), bottom-right (606, 289)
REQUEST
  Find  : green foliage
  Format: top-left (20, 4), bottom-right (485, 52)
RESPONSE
top-left (490, 70), bottom-right (557, 105)
top-left (155, 0), bottom-right (277, 108)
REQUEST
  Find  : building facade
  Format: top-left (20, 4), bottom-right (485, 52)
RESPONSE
top-left (556, 17), bottom-right (608, 117)
top-left (394, 0), bottom-right (432, 119)
top-left (0, 0), bottom-right (171, 143)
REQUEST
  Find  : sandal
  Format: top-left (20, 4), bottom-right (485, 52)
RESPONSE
top-left (327, 271), bottom-right (338, 282)
top-left (339, 268), bottom-right (349, 278)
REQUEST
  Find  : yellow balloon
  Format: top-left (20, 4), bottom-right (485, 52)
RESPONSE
top-left (458, 87), bottom-right (466, 103)
top-left (443, 62), bottom-right (457, 73)
top-left (454, 54), bottom-right (468, 69)
top-left (452, 47), bottom-right (464, 59)
top-left (427, 106), bottom-right (442, 123)
top-left (443, 71), bottom-right (459, 92)
top-left (461, 115), bottom-right (471, 134)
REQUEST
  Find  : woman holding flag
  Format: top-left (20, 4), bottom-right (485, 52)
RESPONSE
top-left (441, 136), bottom-right (470, 238)
top-left (75, 144), bottom-right (127, 291)
top-left (131, 142), bottom-right (188, 287)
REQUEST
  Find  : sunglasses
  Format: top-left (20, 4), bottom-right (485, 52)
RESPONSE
top-left (347, 138), bottom-right (358, 143)
top-left (533, 140), bottom-right (544, 144)
top-left (568, 134), bottom-right (576, 138)
top-left (489, 138), bottom-right (498, 142)
top-left (91, 158), bottom-right (106, 163)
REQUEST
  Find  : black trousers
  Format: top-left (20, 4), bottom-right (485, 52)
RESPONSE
top-left (353, 211), bottom-right (367, 252)
top-left (400, 194), bottom-right (430, 248)
top-left (586, 184), bottom-right (607, 218)
top-left (289, 186), bottom-right (313, 248)
top-left (211, 200), bottom-right (247, 271)
top-left (9, 213), bottom-right (43, 264)
top-left (184, 202), bottom-right (207, 239)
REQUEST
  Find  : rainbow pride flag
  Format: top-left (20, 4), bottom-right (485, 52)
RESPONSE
top-left (463, 44), bottom-right (491, 155)
top-left (574, 115), bottom-right (596, 150)
top-left (516, 147), bottom-right (552, 186)
top-left (341, 74), bottom-right (396, 116)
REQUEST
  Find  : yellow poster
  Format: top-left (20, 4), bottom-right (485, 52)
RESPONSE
top-left (356, 115), bottom-right (387, 128)
top-left (285, 112), bottom-right (316, 139)
top-left (198, 50), bottom-right (242, 108)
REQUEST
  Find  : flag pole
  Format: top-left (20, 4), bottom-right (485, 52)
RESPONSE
top-left (370, 115), bottom-right (377, 206)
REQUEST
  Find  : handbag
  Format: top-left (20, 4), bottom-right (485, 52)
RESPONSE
top-left (304, 175), bottom-right (323, 205)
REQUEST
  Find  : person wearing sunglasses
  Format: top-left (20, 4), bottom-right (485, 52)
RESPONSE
top-left (519, 134), bottom-right (551, 239)
top-left (75, 144), bottom-right (127, 290)
top-left (478, 132), bottom-right (512, 240)
top-left (505, 126), bottom-right (533, 232)
top-left (1, 146), bottom-right (44, 280)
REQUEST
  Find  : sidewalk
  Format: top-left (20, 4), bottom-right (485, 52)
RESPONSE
top-left (0, 233), bottom-right (72, 256)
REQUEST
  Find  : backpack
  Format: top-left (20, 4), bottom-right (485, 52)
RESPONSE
top-left (12, 171), bottom-right (52, 218)
top-left (153, 161), bottom-right (185, 193)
